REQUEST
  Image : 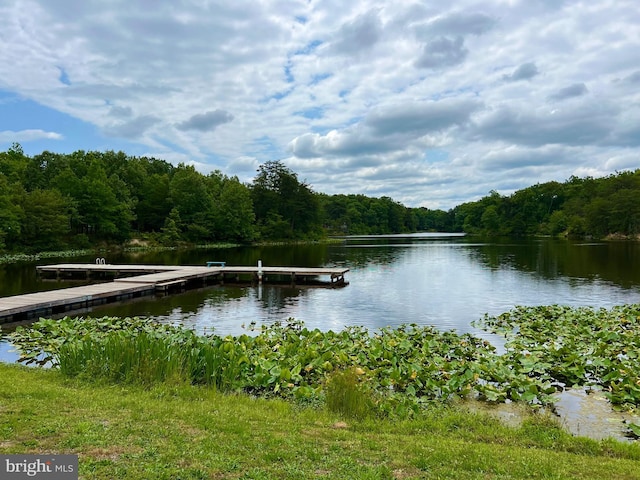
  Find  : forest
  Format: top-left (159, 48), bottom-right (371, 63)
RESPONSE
top-left (452, 170), bottom-right (640, 238)
top-left (0, 143), bottom-right (639, 253)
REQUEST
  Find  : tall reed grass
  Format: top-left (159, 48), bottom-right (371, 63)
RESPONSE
top-left (56, 328), bottom-right (250, 390)
top-left (325, 367), bottom-right (375, 419)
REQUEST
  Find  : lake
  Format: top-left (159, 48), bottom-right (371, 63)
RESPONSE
top-left (2, 234), bottom-right (640, 363)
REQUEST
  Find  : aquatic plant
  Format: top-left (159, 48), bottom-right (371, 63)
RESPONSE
top-left (0, 249), bottom-right (94, 264)
top-left (9, 305), bottom-right (640, 416)
top-left (9, 315), bottom-right (559, 416)
top-left (8, 316), bottom-right (186, 367)
top-left (475, 304), bottom-right (640, 408)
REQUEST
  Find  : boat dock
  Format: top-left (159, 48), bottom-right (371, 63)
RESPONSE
top-left (0, 263), bottom-right (349, 324)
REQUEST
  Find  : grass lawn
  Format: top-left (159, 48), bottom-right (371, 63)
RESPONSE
top-left (1, 363), bottom-right (639, 479)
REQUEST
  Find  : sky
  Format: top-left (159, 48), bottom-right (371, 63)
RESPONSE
top-left (1, 1), bottom-right (639, 210)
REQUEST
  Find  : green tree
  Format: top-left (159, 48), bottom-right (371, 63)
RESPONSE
top-left (0, 174), bottom-right (23, 251)
top-left (481, 205), bottom-right (500, 234)
top-left (251, 160), bottom-right (320, 239)
top-left (170, 165), bottom-right (212, 238)
top-left (548, 210), bottom-right (568, 236)
top-left (215, 179), bottom-right (256, 242)
top-left (136, 173), bottom-right (172, 232)
top-left (52, 154), bottom-right (133, 240)
top-left (585, 198), bottom-right (612, 237)
top-left (19, 189), bottom-right (73, 251)
top-left (160, 208), bottom-right (182, 245)
top-left (0, 143), bottom-right (27, 183)
top-left (382, 197), bottom-right (406, 233)
top-left (455, 201), bottom-right (483, 233)
top-left (608, 189), bottom-right (640, 235)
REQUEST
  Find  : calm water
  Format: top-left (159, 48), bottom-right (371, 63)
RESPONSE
top-left (2, 234), bottom-right (640, 362)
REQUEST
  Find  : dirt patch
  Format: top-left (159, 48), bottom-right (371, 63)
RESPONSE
top-left (603, 233), bottom-right (640, 241)
top-left (86, 445), bottom-right (137, 461)
top-left (127, 239), bottom-right (150, 247)
top-left (393, 468), bottom-right (424, 479)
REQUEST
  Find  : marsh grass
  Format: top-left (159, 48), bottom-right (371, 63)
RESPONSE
top-left (58, 331), bottom-right (191, 385)
top-left (0, 249), bottom-right (93, 264)
top-left (55, 328), bottom-right (249, 390)
top-left (325, 367), bottom-right (375, 419)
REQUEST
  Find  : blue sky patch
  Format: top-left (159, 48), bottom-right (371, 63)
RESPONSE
top-left (294, 40), bottom-right (322, 56)
top-left (250, 135), bottom-right (285, 159)
top-left (0, 90), bottom-right (142, 157)
top-left (295, 107), bottom-right (324, 119)
top-left (58, 67), bottom-right (71, 86)
top-left (310, 73), bottom-right (331, 85)
top-left (284, 64), bottom-right (294, 83)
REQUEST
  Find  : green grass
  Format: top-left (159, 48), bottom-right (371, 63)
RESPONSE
top-left (1, 363), bottom-right (639, 479)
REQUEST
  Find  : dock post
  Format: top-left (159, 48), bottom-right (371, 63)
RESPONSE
top-left (258, 260), bottom-right (263, 284)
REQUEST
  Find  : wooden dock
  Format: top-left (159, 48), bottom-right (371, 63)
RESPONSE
top-left (0, 263), bottom-right (349, 323)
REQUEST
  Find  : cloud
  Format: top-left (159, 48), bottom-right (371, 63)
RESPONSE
top-left (176, 110), bottom-right (234, 132)
top-left (108, 105), bottom-right (133, 118)
top-left (0, 129), bottom-right (63, 142)
top-left (478, 145), bottom-right (578, 171)
top-left (604, 151), bottom-right (640, 171)
top-left (419, 12), bottom-right (497, 37)
top-left (503, 62), bottom-right (539, 82)
top-left (621, 71), bottom-right (640, 84)
top-left (289, 129), bottom-right (390, 159)
top-left (289, 98), bottom-right (481, 158)
top-left (410, 11), bottom-right (494, 72)
top-left (548, 83), bottom-right (588, 101)
top-left (607, 123), bottom-right (640, 148)
top-left (103, 115), bottom-right (160, 139)
top-left (61, 83), bottom-right (176, 101)
top-left (415, 36), bottom-right (468, 69)
top-left (365, 98), bottom-right (481, 135)
top-left (327, 10), bottom-right (383, 56)
top-left (472, 104), bottom-right (614, 147)
top-left (227, 156), bottom-right (259, 177)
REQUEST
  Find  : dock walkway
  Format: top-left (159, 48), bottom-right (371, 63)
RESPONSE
top-left (0, 263), bottom-right (349, 323)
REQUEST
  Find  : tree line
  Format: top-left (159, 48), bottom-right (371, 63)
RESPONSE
top-left (1, 144), bottom-right (638, 253)
top-left (0, 145), bottom-right (448, 253)
top-left (453, 170), bottom-right (640, 238)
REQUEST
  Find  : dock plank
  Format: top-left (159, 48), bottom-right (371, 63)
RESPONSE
top-left (114, 267), bottom-right (221, 284)
top-left (37, 264), bottom-right (181, 272)
top-left (2, 263), bottom-right (349, 323)
top-left (0, 282), bottom-right (156, 319)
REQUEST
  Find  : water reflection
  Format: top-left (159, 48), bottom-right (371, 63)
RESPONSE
top-left (467, 238), bottom-right (640, 288)
top-left (553, 389), bottom-right (639, 442)
top-left (2, 235), bottom-right (639, 358)
top-left (0, 338), bottom-right (19, 363)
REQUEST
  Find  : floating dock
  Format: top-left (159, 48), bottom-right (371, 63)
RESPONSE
top-left (0, 263), bottom-right (349, 324)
